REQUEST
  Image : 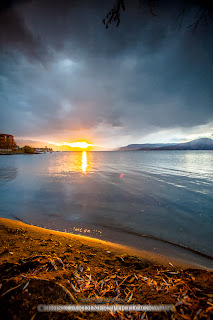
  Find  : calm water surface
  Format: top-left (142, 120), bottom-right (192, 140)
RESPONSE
top-left (0, 151), bottom-right (213, 258)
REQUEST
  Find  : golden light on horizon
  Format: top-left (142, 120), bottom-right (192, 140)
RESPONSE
top-left (67, 141), bottom-right (91, 148)
top-left (47, 140), bottom-right (101, 149)
top-left (82, 151), bottom-right (87, 173)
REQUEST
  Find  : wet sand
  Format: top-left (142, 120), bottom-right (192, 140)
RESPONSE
top-left (19, 216), bottom-right (213, 270)
top-left (0, 217), bottom-right (190, 269)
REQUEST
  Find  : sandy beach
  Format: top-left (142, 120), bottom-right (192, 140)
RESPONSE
top-left (0, 217), bottom-right (212, 319)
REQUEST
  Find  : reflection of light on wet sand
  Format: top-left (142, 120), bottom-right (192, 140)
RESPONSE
top-left (72, 227), bottom-right (102, 234)
top-left (82, 151), bottom-right (87, 173)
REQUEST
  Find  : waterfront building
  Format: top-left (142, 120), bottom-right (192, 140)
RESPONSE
top-left (0, 134), bottom-right (18, 151)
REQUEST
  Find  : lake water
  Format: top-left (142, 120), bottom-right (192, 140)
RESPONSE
top-left (0, 151), bottom-right (213, 265)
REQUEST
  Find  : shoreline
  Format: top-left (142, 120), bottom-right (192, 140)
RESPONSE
top-left (13, 216), bottom-right (213, 270)
top-left (0, 152), bottom-right (51, 155)
top-left (0, 217), bottom-right (189, 268)
top-left (0, 217), bottom-right (213, 319)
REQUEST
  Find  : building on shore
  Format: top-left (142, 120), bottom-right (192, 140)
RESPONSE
top-left (34, 146), bottom-right (53, 153)
top-left (0, 134), bottom-right (18, 151)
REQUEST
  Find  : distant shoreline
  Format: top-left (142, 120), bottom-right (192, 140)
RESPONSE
top-left (118, 149), bottom-right (213, 151)
top-left (0, 151), bottom-right (52, 155)
top-left (1, 149), bottom-right (213, 154)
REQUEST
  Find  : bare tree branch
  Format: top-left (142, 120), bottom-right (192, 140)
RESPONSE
top-left (103, 0), bottom-right (213, 32)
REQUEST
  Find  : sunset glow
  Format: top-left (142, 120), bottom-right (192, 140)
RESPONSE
top-left (48, 141), bottom-right (93, 149)
top-left (66, 142), bottom-right (91, 148)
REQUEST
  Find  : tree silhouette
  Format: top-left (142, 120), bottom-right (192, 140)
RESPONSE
top-left (103, 0), bottom-right (213, 32)
top-left (22, 146), bottom-right (34, 154)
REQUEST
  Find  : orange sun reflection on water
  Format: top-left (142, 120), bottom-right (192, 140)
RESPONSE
top-left (82, 151), bottom-right (88, 173)
top-left (47, 151), bottom-right (90, 175)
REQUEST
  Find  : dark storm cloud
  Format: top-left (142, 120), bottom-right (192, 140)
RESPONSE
top-left (0, 0), bottom-right (212, 145)
top-left (0, 2), bottom-right (50, 62)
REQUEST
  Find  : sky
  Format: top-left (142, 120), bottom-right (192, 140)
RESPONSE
top-left (0, 0), bottom-right (213, 150)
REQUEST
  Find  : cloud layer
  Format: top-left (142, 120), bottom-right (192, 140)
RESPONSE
top-left (0, 0), bottom-right (212, 147)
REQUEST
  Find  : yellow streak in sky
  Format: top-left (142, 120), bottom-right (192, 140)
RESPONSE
top-left (47, 141), bottom-right (103, 149)
top-left (47, 141), bottom-right (91, 148)
top-left (65, 142), bottom-right (91, 148)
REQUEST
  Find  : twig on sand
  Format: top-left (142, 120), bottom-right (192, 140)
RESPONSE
top-left (55, 282), bottom-right (79, 304)
top-left (1, 282), bottom-right (26, 297)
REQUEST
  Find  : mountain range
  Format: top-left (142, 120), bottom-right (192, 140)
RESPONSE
top-left (119, 138), bottom-right (213, 151)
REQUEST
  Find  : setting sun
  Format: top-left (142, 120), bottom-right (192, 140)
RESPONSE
top-left (66, 142), bottom-right (91, 148)
top-left (47, 141), bottom-right (93, 149)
